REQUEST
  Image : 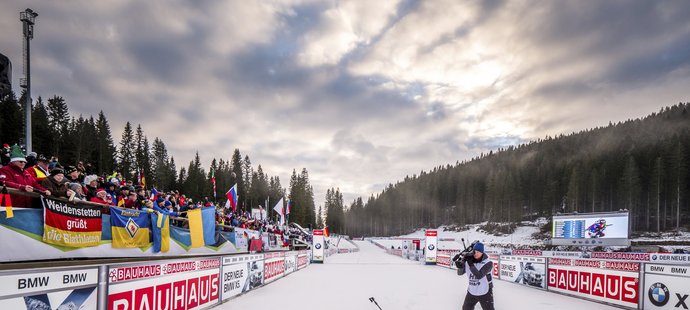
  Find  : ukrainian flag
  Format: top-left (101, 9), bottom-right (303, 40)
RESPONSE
top-left (110, 206), bottom-right (151, 248)
top-left (187, 207), bottom-right (216, 248)
top-left (151, 212), bottom-right (170, 253)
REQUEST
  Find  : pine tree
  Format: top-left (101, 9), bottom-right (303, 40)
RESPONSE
top-left (0, 91), bottom-right (22, 146)
top-left (95, 111), bottom-right (117, 175)
top-left (118, 122), bottom-right (135, 181)
top-left (31, 97), bottom-right (52, 156)
top-left (46, 95), bottom-right (70, 158)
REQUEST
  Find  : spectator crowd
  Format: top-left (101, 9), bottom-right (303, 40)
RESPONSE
top-left (1, 143), bottom-right (292, 240)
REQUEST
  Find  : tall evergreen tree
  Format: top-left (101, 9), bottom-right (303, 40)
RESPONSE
top-left (46, 95), bottom-right (70, 159)
top-left (95, 111), bottom-right (117, 175)
top-left (31, 97), bottom-right (52, 156)
top-left (118, 122), bottom-right (136, 181)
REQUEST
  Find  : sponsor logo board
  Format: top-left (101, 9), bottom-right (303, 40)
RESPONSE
top-left (644, 264), bottom-right (690, 309)
top-left (108, 258), bottom-right (221, 310)
top-left (547, 259), bottom-right (639, 308)
top-left (221, 254), bottom-right (263, 301)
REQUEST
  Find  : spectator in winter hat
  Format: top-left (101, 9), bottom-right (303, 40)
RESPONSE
top-left (66, 182), bottom-right (86, 201)
top-left (1, 143), bottom-right (11, 166)
top-left (83, 175), bottom-right (99, 200)
top-left (41, 167), bottom-right (75, 199)
top-left (26, 152), bottom-right (37, 168)
top-left (64, 165), bottom-right (79, 182)
top-left (28, 154), bottom-right (50, 183)
top-left (89, 188), bottom-right (111, 205)
top-left (0, 145), bottom-right (52, 208)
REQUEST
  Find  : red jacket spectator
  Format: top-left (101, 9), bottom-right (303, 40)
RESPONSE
top-left (0, 146), bottom-right (50, 208)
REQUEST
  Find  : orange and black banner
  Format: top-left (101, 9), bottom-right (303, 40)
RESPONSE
top-left (42, 196), bottom-right (102, 247)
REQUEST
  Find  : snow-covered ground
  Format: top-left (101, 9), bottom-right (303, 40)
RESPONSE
top-left (220, 240), bottom-right (616, 309)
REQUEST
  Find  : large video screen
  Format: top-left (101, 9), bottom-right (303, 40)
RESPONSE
top-left (551, 212), bottom-right (629, 246)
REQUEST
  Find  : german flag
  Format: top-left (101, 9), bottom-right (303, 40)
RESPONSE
top-left (42, 196), bottom-right (102, 247)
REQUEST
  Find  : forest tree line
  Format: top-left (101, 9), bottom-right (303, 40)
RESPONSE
top-left (0, 92), bottom-right (318, 227)
top-left (343, 103), bottom-right (690, 237)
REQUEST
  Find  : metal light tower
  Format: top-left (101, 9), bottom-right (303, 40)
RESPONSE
top-left (20, 8), bottom-right (38, 153)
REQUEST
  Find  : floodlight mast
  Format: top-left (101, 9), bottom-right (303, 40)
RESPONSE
top-left (20, 8), bottom-right (38, 153)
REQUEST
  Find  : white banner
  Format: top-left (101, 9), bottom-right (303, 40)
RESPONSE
top-left (649, 254), bottom-right (690, 264)
top-left (547, 258), bottom-right (640, 308)
top-left (220, 254), bottom-right (264, 301)
top-left (107, 258), bottom-right (221, 310)
top-left (499, 256), bottom-right (547, 289)
top-left (0, 266), bottom-right (99, 309)
top-left (644, 264), bottom-right (690, 309)
top-left (263, 252), bottom-right (286, 284)
top-left (284, 252), bottom-right (298, 276)
top-left (312, 230), bottom-right (325, 263)
top-left (425, 230), bottom-right (437, 264)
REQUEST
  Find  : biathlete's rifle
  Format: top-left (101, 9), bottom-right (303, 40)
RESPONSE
top-left (451, 238), bottom-right (478, 269)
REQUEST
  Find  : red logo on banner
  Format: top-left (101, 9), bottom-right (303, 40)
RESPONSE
top-left (547, 268), bottom-right (638, 305)
top-left (108, 273), bottom-right (219, 310)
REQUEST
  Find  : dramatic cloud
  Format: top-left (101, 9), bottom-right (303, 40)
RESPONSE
top-left (1, 0), bottom-right (689, 208)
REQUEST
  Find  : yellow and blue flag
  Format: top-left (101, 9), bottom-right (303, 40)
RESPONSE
top-left (110, 206), bottom-right (150, 248)
top-left (187, 207), bottom-right (216, 248)
top-left (150, 212), bottom-right (170, 253)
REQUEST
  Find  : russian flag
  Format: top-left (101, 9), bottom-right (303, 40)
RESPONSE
top-left (149, 188), bottom-right (158, 201)
top-left (225, 184), bottom-right (238, 211)
top-left (286, 199), bottom-right (292, 215)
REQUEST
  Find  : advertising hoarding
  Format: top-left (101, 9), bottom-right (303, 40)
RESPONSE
top-left (107, 258), bottom-right (221, 310)
top-left (551, 212), bottom-right (630, 246)
top-left (547, 258), bottom-right (639, 308)
top-left (425, 230), bottom-right (438, 264)
top-left (499, 256), bottom-right (547, 289)
top-left (284, 252), bottom-right (298, 276)
top-left (221, 254), bottom-right (264, 301)
top-left (312, 229), bottom-right (325, 263)
top-left (263, 252), bottom-right (286, 284)
top-left (297, 250), bottom-right (309, 269)
top-left (644, 264), bottom-right (690, 309)
top-left (0, 266), bottom-right (99, 309)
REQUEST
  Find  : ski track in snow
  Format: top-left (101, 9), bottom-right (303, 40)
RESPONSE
top-left (219, 241), bottom-right (617, 310)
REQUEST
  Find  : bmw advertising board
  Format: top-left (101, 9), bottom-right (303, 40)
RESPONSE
top-left (0, 266), bottom-right (99, 309)
top-left (221, 254), bottom-right (264, 301)
top-left (644, 264), bottom-right (690, 309)
top-left (312, 229), bottom-right (325, 263)
top-left (499, 256), bottom-right (546, 290)
top-left (425, 230), bottom-right (438, 264)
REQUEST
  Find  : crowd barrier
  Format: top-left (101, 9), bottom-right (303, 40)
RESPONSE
top-left (0, 193), bottom-right (288, 262)
top-left (0, 249), bottom-right (314, 309)
top-left (379, 238), bottom-right (690, 310)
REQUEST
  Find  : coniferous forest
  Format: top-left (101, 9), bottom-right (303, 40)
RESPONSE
top-left (0, 92), bottom-right (317, 228)
top-left (344, 103), bottom-right (690, 237)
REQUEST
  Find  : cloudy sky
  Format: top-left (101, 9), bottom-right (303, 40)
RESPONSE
top-left (1, 1), bottom-right (689, 208)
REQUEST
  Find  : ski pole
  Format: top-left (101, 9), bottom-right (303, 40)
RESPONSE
top-left (369, 297), bottom-right (383, 310)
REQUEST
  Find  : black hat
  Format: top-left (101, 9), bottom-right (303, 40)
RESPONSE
top-left (65, 165), bottom-right (78, 175)
top-left (135, 185), bottom-right (144, 192)
top-left (50, 167), bottom-right (65, 176)
top-left (37, 154), bottom-right (49, 162)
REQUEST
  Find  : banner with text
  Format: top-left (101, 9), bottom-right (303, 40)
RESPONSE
top-left (425, 230), bottom-right (437, 264)
top-left (263, 252), bottom-right (286, 284)
top-left (0, 266), bottom-right (98, 309)
top-left (499, 256), bottom-right (546, 289)
top-left (42, 196), bottom-right (102, 248)
top-left (644, 264), bottom-right (690, 309)
top-left (547, 258), bottom-right (640, 308)
top-left (108, 258), bottom-right (221, 310)
top-left (284, 252), bottom-right (298, 276)
top-left (220, 254), bottom-right (264, 301)
top-left (312, 230), bottom-right (324, 263)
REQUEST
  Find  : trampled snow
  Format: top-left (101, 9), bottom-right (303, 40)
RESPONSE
top-left (220, 240), bottom-right (616, 310)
